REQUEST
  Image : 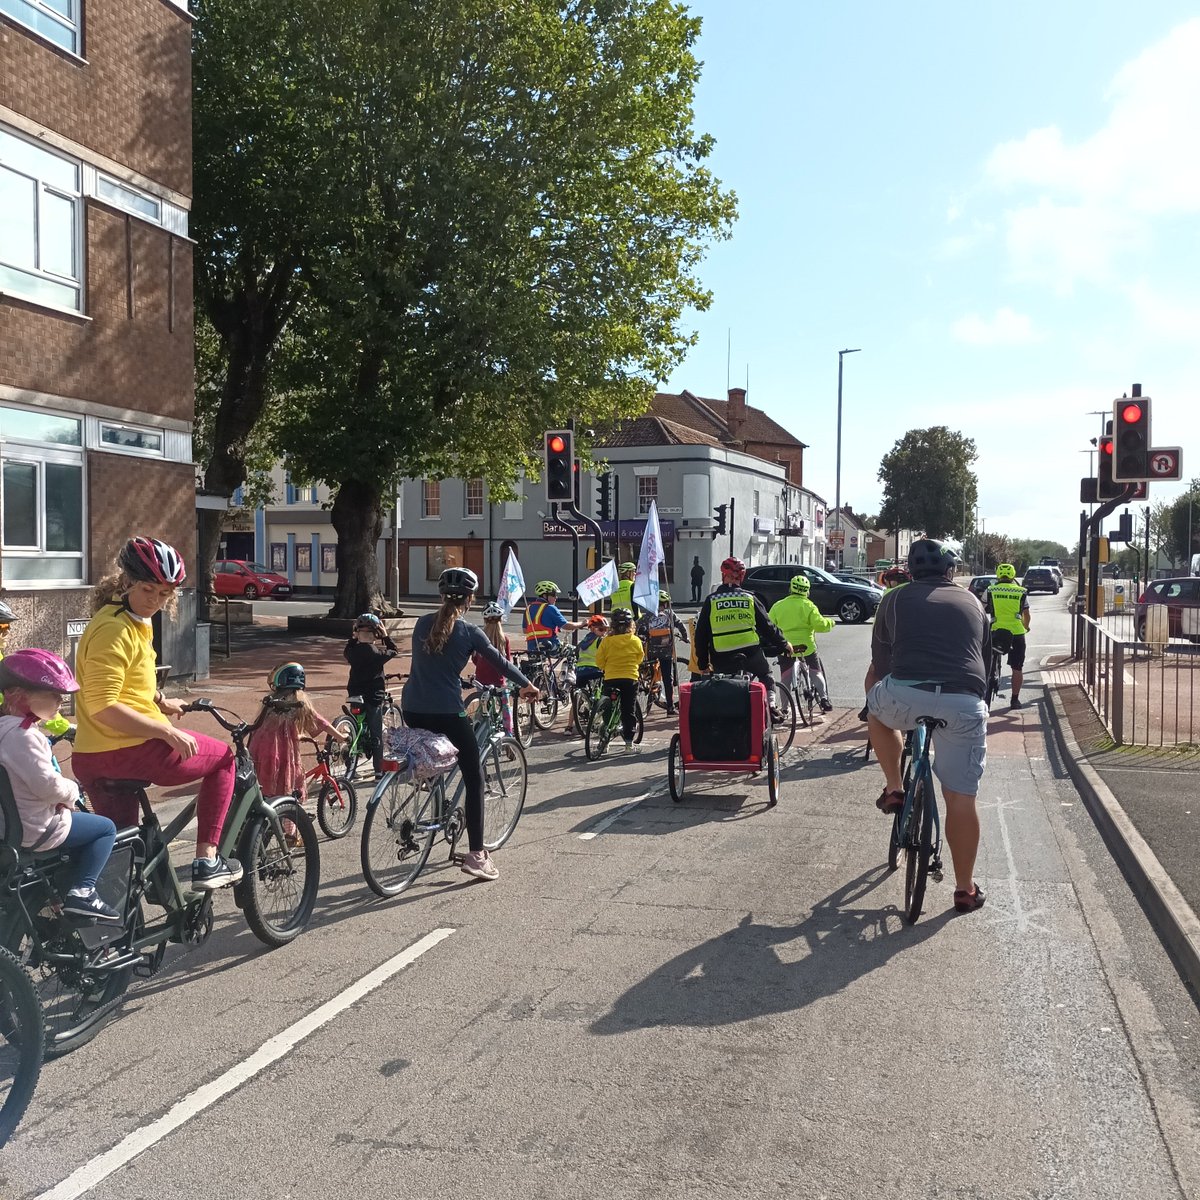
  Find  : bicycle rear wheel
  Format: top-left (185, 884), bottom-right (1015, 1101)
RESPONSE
top-left (360, 774), bottom-right (437, 897)
top-left (986, 654), bottom-right (1001, 707)
top-left (668, 733), bottom-right (686, 802)
top-left (774, 686), bottom-right (797, 755)
top-left (316, 775), bottom-right (359, 839)
top-left (332, 715), bottom-right (363, 777)
top-left (530, 672), bottom-right (558, 730)
top-left (903, 774), bottom-right (934, 923)
top-left (0, 946), bottom-right (41, 1147)
top-left (766, 733), bottom-right (781, 807)
top-left (239, 800), bottom-right (321, 947)
top-left (480, 736), bottom-right (527, 851)
top-left (585, 698), bottom-right (613, 760)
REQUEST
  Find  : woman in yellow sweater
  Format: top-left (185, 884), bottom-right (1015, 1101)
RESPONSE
top-left (71, 537), bottom-right (242, 891)
top-left (595, 607), bottom-right (645, 753)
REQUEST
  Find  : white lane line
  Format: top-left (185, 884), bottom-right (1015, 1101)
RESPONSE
top-left (37, 927), bottom-right (456, 1200)
top-left (579, 790), bottom-right (661, 839)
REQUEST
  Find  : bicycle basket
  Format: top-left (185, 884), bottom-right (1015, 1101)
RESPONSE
top-left (386, 727), bottom-right (458, 780)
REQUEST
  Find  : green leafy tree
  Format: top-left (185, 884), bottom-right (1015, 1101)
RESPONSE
top-left (877, 428), bottom-right (978, 540)
top-left (1165, 484), bottom-right (1200, 569)
top-left (1007, 538), bottom-right (1071, 574)
top-left (276, 0), bottom-right (736, 614)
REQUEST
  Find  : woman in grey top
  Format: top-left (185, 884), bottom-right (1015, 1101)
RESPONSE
top-left (402, 567), bottom-right (539, 882)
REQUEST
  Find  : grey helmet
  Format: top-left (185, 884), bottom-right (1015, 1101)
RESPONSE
top-left (907, 538), bottom-right (961, 579)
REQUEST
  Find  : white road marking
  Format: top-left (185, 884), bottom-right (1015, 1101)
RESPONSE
top-left (579, 790), bottom-right (661, 839)
top-left (36, 927), bottom-right (457, 1200)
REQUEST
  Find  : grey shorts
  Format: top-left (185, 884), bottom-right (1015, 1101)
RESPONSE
top-left (867, 676), bottom-right (987, 795)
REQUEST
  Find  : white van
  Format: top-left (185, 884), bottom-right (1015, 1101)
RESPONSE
top-left (1191, 553), bottom-right (1200, 576)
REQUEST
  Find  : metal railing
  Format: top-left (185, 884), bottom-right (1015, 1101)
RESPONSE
top-left (1075, 614), bottom-right (1200, 746)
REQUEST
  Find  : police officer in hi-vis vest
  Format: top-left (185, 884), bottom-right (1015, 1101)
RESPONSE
top-left (985, 563), bottom-right (1031, 709)
top-left (694, 557), bottom-right (791, 718)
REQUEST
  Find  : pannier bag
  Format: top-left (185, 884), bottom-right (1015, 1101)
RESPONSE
top-left (680, 677), bottom-right (766, 763)
top-left (386, 727), bottom-right (459, 779)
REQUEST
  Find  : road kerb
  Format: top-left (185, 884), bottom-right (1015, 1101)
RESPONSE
top-left (1045, 680), bottom-right (1200, 1000)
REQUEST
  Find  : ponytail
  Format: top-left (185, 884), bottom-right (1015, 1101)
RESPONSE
top-left (424, 595), bottom-right (468, 655)
top-left (483, 618), bottom-right (505, 653)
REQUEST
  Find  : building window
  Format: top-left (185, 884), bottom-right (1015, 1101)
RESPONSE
top-left (427, 544), bottom-right (463, 579)
top-left (637, 475), bottom-right (658, 515)
top-left (99, 422), bottom-right (165, 457)
top-left (96, 176), bottom-right (160, 223)
top-left (0, 0), bottom-right (79, 55)
top-left (0, 127), bottom-right (82, 312)
top-left (753, 490), bottom-right (761, 516)
top-left (422, 479), bottom-right (441, 518)
top-left (0, 406), bottom-right (84, 583)
top-left (465, 479), bottom-right (484, 518)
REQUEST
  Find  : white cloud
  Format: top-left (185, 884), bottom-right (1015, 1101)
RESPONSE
top-left (951, 307), bottom-right (1040, 346)
top-left (1125, 281), bottom-right (1200, 341)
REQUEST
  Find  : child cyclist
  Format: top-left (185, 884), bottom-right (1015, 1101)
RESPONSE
top-left (595, 608), bottom-right (645, 753)
top-left (769, 576), bottom-right (836, 714)
top-left (472, 603), bottom-right (517, 735)
top-left (574, 614), bottom-right (608, 689)
top-left (403, 569), bottom-right (540, 882)
top-left (343, 613), bottom-right (399, 777)
top-left (0, 649), bottom-right (121, 921)
top-left (637, 590), bottom-right (689, 715)
top-left (249, 663), bottom-right (347, 815)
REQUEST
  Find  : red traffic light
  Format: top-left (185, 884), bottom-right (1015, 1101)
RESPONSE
top-left (548, 435), bottom-right (566, 453)
top-left (1120, 403), bottom-right (1143, 425)
top-left (1100, 438), bottom-right (1113, 455)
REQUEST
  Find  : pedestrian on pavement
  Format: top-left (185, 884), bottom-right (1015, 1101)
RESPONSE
top-left (637, 591), bottom-right (689, 714)
top-left (690, 556), bottom-right (706, 604)
top-left (595, 607), bottom-right (644, 752)
top-left (403, 568), bottom-right (539, 881)
top-left (866, 538), bottom-right (990, 913)
top-left (693, 557), bottom-right (790, 720)
top-left (344, 612), bottom-right (398, 777)
top-left (71, 537), bottom-right (242, 892)
top-left (985, 564), bottom-right (1030, 709)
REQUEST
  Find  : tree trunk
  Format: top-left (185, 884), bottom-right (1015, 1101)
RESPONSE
top-left (331, 479), bottom-right (385, 617)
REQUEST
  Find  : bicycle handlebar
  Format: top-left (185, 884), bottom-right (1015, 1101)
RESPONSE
top-left (182, 697), bottom-right (251, 736)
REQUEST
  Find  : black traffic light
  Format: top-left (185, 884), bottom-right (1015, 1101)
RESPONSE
top-left (1096, 435), bottom-right (1123, 501)
top-left (543, 430), bottom-right (574, 502)
top-left (596, 473), bottom-right (612, 521)
top-left (1116, 511), bottom-right (1133, 543)
top-left (713, 503), bottom-right (728, 537)
top-left (1112, 396), bottom-right (1151, 482)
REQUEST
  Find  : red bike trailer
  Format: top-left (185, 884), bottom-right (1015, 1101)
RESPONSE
top-left (666, 679), bottom-right (781, 807)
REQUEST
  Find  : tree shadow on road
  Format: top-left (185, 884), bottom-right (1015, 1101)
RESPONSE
top-left (590, 866), bottom-right (954, 1033)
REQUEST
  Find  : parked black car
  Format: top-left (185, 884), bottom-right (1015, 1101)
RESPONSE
top-left (742, 565), bottom-right (882, 624)
top-left (967, 575), bottom-right (997, 600)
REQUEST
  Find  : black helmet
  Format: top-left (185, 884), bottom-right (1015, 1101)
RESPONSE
top-left (0, 600), bottom-right (15, 624)
top-left (610, 607), bottom-right (634, 632)
top-left (907, 538), bottom-right (960, 579)
top-left (438, 567), bottom-right (479, 598)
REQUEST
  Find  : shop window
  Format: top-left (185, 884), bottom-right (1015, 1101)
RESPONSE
top-left (426, 544), bottom-right (464, 580)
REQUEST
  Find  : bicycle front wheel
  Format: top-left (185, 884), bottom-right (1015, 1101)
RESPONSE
top-left (585, 697), bottom-right (613, 760)
top-left (316, 775), bottom-right (359, 839)
top-left (361, 774), bottom-right (437, 897)
top-left (240, 799), bottom-right (321, 947)
top-left (480, 736), bottom-right (527, 851)
top-left (0, 945), bottom-right (42, 1147)
top-left (903, 776), bottom-right (933, 923)
top-left (530, 679), bottom-right (558, 731)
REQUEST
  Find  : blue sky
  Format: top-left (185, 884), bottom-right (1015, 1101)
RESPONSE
top-left (662, 3), bottom-right (1200, 549)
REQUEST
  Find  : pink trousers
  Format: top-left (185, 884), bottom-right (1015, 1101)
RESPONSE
top-left (72, 732), bottom-right (236, 847)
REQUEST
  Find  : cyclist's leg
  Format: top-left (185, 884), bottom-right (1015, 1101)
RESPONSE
top-left (404, 711), bottom-right (485, 852)
top-left (364, 702), bottom-right (386, 773)
top-left (778, 652), bottom-right (795, 689)
top-left (928, 694), bottom-right (987, 898)
top-left (742, 648), bottom-right (777, 709)
top-left (864, 677), bottom-right (911, 801)
top-left (615, 679), bottom-right (637, 742)
top-left (1008, 635), bottom-right (1027, 705)
top-left (805, 651), bottom-right (830, 705)
top-left (57, 810), bottom-right (117, 893)
top-left (73, 734), bottom-right (235, 857)
top-left (659, 655), bottom-right (676, 712)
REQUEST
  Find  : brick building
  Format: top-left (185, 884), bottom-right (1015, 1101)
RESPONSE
top-left (0, 0), bottom-right (196, 669)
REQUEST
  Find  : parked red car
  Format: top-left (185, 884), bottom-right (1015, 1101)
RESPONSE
top-left (1135, 577), bottom-right (1200, 641)
top-left (212, 560), bottom-right (292, 599)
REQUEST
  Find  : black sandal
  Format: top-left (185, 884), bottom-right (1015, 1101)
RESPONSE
top-left (875, 789), bottom-right (904, 814)
top-left (953, 883), bottom-right (986, 913)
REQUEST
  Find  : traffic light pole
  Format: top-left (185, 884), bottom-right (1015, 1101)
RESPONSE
top-left (728, 496), bottom-right (735, 558)
top-left (555, 497), bottom-right (604, 626)
top-left (1082, 485), bottom-right (1137, 686)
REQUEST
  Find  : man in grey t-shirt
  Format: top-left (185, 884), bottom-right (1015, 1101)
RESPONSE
top-left (867, 539), bottom-right (991, 914)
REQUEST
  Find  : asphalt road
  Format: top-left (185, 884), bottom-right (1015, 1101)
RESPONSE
top-left (9, 583), bottom-right (1200, 1198)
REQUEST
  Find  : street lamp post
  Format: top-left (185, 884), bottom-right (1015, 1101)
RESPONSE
top-left (834, 347), bottom-right (862, 570)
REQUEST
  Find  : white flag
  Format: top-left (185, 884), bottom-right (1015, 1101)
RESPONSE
top-left (497, 549), bottom-right (525, 618)
top-left (577, 559), bottom-right (619, 607)
top-left (633, 500), bottom-right (666, 615)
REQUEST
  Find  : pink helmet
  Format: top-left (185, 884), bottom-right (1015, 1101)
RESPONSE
top-left (119, 537), bottom-right (186, 586)
top-left (0, 648), bottom-right (79, 693)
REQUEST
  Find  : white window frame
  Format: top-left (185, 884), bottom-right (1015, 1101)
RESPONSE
top-left (637, 475), bottom-right (658, 516)
top-left (97, 421), bottom-right (165, 458)
top-left (95, 174), bottom-right (161, 224)
top-left (0, 438), bottom-right (86, 585)
top-left (421, 479), bottom-right (441, 519)
top-left (0, 125), bottom-right (83, 313)
top-left (0, 0), bottom-right (80, 56)
top-left (464, 478), bottom-right (484, 519)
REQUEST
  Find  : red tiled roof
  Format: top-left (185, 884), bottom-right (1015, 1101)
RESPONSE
top-left (595, 415), bottom-right (725, 450)
top-left (652, 391), bottom-right (807, 449)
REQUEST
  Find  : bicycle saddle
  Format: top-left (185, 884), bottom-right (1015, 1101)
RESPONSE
top-left (346, 695), bottom-right (365, 707)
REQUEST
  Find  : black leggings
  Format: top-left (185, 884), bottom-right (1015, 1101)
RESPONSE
top-left (402, 711), bottom-right (484, 852)
top-left (605, 679), bottom-right (639, 741)
top-left (650, 655), bottom-right (677, 709)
